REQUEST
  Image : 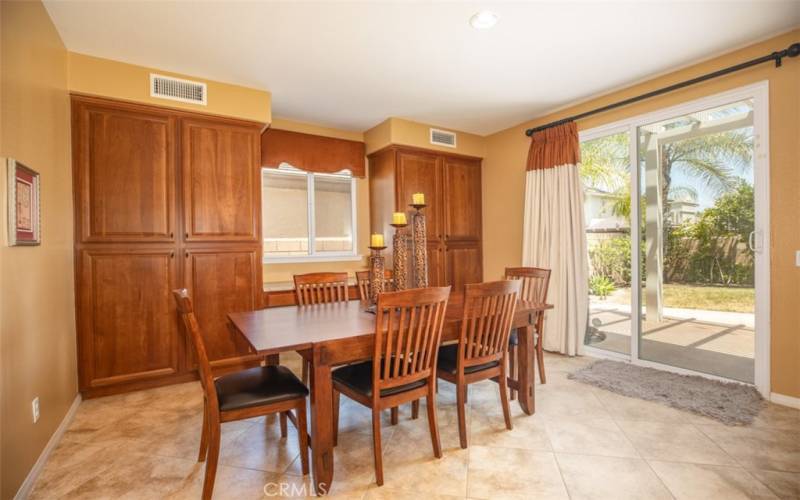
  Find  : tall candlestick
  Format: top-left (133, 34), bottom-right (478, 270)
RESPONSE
top-left (368, 247), bottom-right (386, 306)
top-left (411, 204), bottom-right (429, 288)
top-left (391, 220), bottom-right (409, 291)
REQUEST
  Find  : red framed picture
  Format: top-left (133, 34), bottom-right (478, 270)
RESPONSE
top-left (7, 158), bottom-right (40, 246)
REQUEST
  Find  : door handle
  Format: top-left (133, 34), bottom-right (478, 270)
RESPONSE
top-left (748, 230), bottom-right (763, 252)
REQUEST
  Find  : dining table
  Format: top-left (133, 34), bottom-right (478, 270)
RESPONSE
top-left (227, 291), bottom-right (553, 495)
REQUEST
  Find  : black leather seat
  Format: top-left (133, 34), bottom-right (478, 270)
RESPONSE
top-left (437, 344), bottom-right (499, 375)
top-left (508, 329), bottom-right (519, 346)
top-left (215, 365), bottom-right (309, 412)
top-left (332, 360), bottom-right (426, 398)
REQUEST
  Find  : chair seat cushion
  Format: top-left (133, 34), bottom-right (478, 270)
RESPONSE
top-left (332, 360), bottom-right (426, 398)
top-left (437, 344), bottom-right (500, 375)
top-left (215, 365), bottom-right (308, 412)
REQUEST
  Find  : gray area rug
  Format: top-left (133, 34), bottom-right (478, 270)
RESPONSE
top-left (568, 359), bottom-right (765, 425)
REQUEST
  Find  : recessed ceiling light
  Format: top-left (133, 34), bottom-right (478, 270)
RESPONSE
top-left (470, 10), bottom-right (499, 30)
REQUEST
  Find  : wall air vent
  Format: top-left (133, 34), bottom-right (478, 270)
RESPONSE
top-left (430, 128), bottom-right (457, 148)
top-left (150, 74), bottom-right (207, 105)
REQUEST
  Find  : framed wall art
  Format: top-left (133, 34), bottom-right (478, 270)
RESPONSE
top-left (7, 158), bottom-right (41, 246)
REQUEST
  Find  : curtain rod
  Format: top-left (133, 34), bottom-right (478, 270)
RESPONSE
top-left (525, 42), bottom-right (800, 137)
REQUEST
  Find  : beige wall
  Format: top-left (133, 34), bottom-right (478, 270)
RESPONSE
top-left (483, 30), bottom-right (800, 398)
top-left (364, 117), bottom-right (485, 157)
top-left (68, 52), bottom-right (271, 124)
top-left (263, 118), bottom-right (369, 284)
top-left (0, 2), bottom-right (76, 498)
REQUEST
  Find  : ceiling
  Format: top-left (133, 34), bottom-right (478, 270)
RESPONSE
top-left (44, 1), bottom-right (800, 135)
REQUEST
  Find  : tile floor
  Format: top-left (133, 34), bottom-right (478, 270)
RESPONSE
top-left (30, 353), bottom-right (800, 499)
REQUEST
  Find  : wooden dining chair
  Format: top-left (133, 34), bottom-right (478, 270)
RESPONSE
top-left (172, 289), bottom-right (310, 500)
top-left (294, 272), bottom-right (350, 305)
top-left (505, 267), bottom-right (551, 395)
top-left (356, 269), bottom-right (395, 303)
top-left (437, 280), bottom-right (521, 448)
top-left (294, 272), bottom-right (350, 383)
top-left (332, 286), bottom-right (451, 486)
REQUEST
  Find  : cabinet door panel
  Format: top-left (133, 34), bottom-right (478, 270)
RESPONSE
top-left (443, 158), bottom-right (482, 241)
top-left (445, 244), bottom-right (483, 291)
top-left (75, 102), bottom-right (176, 242)
top-left (182, 119), bottom-right (260, 241)
top-left (184, 248), bottom-right (258, 362)
top-left (396, 151), bottom-right (442, 241)
top-left (79, 249), bottom-right (179, 388)
top-left (427, 242), bottom-right (445, 287)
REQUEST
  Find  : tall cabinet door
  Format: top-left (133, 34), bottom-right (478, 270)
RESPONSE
top-left (74, 101), bottom-right (176, 243)
top-left (443, 157), bottom-right (482, 242)
top-left (181, 118), bottom-right (260, 242)
top-left (183, 248), bottom-right (259, 363)
top-left (445, 243), bottom-right (483, 291)
top-left (396, 150), bottom-right (443, 242)
top-left (78, 249), bottom-right (180, 389)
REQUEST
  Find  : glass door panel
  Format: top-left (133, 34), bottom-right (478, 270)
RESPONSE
top-left (636, 99), bottom-right (755, 383)
top-left (580, 131), bottom-right (632, 355)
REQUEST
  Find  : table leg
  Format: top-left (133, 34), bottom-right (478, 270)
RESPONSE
top-left (516, 323), bottom-right (536, 415)
top-left (310, 347), bottom-right (334, 495)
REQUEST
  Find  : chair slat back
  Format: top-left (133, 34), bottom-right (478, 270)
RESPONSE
top-left (372, 286), bottom-right (451, 397)
top-left (356, 269), bottom-right (395, 303)
top-left (504, 267), bottom-right (551, 304)
top-left (172, 289), bottom-right (219, 410)
top-left (294, 272), bottom-right (349, 305)
top-left (458, 280), bottom-right (521, 368)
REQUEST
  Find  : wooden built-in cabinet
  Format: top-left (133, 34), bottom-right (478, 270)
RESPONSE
top-left (368, 145), bottom-right (483, 290)
top-left (72, 95), bottom-right (263, 397)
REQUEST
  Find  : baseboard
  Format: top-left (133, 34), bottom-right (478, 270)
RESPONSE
top-left (14, 393), bottom-right (82, 500)
top-left (770, 392), bottom-right (800, 409)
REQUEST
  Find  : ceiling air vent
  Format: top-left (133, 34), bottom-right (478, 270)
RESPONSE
top-left (430, 128), bottom-right (457, 148)
top-left (150, 74), bottom-right (207, 105)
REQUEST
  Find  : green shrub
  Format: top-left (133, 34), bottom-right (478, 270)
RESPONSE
top-left (588, 236), bottom-right (631, 286)
top-left (589, 275), bottom-right (615, 299)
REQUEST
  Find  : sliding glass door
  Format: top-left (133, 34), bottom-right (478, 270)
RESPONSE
top-left (580, 131), bottom-right (633, 356)
top-left (579, 84), bottom-right (769, 393)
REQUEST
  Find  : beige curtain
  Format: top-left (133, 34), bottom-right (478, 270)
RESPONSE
top-left (523, 122), bottom-right (588, 356)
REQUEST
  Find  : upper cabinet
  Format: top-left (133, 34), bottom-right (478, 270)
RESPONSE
top-left (73, 99), bottom-right (176, 243)
top-left (443, 157), bottom-right (482, 242)
top-left (181, 118), bottom-right (261, 242)
top-left (396, 150), bottom-right (442, 241)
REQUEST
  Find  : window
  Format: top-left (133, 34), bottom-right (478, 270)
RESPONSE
top-left (262, 164), bottom-right (357, 262)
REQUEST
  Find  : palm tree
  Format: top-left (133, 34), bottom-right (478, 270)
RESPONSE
top-left (581, 128), bottom-right (753, 225)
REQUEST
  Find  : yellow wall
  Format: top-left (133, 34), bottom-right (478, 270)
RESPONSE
top-left (263, 118), bottom-right (369, 284)
top-left (68, 52), bottom-right (271, 124)
top-left (0, 1), bottom-right (77, 497)
top-left (364, 117), bottom-right (485, 158)
top-left (483, 30), bottom-right (800, 398)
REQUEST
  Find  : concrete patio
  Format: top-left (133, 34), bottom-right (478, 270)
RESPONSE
top-left (586, 302), bottom-right (755, 383)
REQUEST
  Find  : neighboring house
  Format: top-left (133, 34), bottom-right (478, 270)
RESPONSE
top-left (669, 198), bottom-right (700, 225)
top-left (584, 187), bottom-right (700, 231)
top-left (584, 187), bottom-right (628, 232)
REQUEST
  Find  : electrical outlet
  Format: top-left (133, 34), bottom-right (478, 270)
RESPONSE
top-left (796, 250), bottom-right (800, 267)
top-left (32, 397), bottom-right (40, 423)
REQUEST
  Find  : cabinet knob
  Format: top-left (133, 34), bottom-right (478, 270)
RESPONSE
top-left (169, 232), bottom-right (174, 238)
top-left (170, 251), bottom-right (174, 258)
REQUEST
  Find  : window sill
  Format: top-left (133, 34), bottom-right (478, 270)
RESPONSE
top-left (263, 254), bottom-right (364, 265)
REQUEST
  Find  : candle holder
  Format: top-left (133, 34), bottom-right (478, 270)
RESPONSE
top-left (367, 245), bottom-right (387, 308)
top-left (391, 222), bottom-right (409, 291)
top-left (410, 204), bottom-right (429, 288)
